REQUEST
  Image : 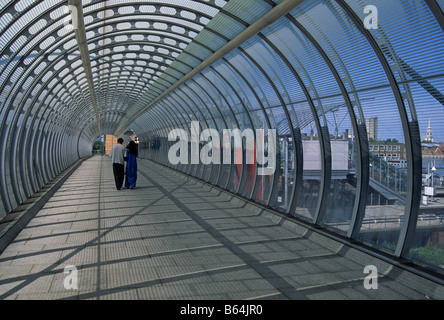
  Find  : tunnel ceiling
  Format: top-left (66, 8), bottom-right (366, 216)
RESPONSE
top-left (2, 0), bottom-right (443, 145)
top-left (2, 0), bottom-right (444, 275)
top-left (1, 0), bottom-right (288, 143)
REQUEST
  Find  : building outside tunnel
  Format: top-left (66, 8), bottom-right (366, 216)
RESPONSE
top-left (1, 0), bottom-right (444, 287)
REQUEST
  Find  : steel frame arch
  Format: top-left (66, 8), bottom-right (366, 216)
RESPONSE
top-left (219, 53), bottom-right (275, 203)
top-left (205, 64), bottom-right (258, 194)
top-left (187, 74), bottom-right (239, 185)
top-left (157, 88), bottom-right (211, 174)
top-left (283, 11), bottom-right (369, 237)
top-left (336, 0), bottom-right (422, 258)
top-left (176, 78), bottom-right (231, 180)
top-left (169, 80), bottom-right (226, 180)
top-left (225, 46), bottom-right (281, 205)
top-left (155, 96), bottom-right (198, 174)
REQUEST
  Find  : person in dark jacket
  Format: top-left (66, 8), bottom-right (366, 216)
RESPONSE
top-left (124, 140), bottom-right (138, 189)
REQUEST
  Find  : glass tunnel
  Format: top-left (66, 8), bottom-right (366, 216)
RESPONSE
top-left (1, 0), bottom-right (444, 277)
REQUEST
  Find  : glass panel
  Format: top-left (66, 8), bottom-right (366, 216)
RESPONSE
top-left (227, 45), bottom-right (276, 201)
top-left (212, 59), bottom-right (261, 189)
top-left (345, 0), bottom-right (444, 269)
top-left (267, 106), bottom-right (295, 211)
top-left (356, 88), bottom-right (406, 254)
top-left (295, 101), bottom-right (322, 222)
top-left (251, 109), bottom-right (273, 204)
top-left (409, 76), bottom-right (444, 272)
top-left (318, 96), bottom-right (355, 234)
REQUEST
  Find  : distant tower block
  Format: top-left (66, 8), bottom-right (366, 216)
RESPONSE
top-left (425, 119), bottom-right (434, 142)
top-left (365, 117), bottom-right (378, 141)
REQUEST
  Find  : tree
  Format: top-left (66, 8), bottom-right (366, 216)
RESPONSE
top-left (92, 140), bottom-right (103, 151)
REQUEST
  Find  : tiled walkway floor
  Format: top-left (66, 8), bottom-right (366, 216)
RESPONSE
top-left (0, 156), bottom-right (441, 300)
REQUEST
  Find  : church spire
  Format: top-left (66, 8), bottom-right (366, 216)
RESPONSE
top-left (425, 119), bottom-right (434, 142)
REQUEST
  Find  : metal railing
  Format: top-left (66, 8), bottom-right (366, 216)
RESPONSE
top-left (369, 152), bottom-right (408, 198)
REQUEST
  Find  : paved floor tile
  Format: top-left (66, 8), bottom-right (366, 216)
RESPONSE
top-left (0, 156), bottom-right (442, 300)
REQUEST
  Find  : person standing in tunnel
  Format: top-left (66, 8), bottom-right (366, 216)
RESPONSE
top-left (125, 140), bottom-right (138, 189)
top-left (110, 138), bottom-right (126, 190)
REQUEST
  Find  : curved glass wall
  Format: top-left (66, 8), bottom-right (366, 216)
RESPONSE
top-left (1, 0), bottom-right (444, 277)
